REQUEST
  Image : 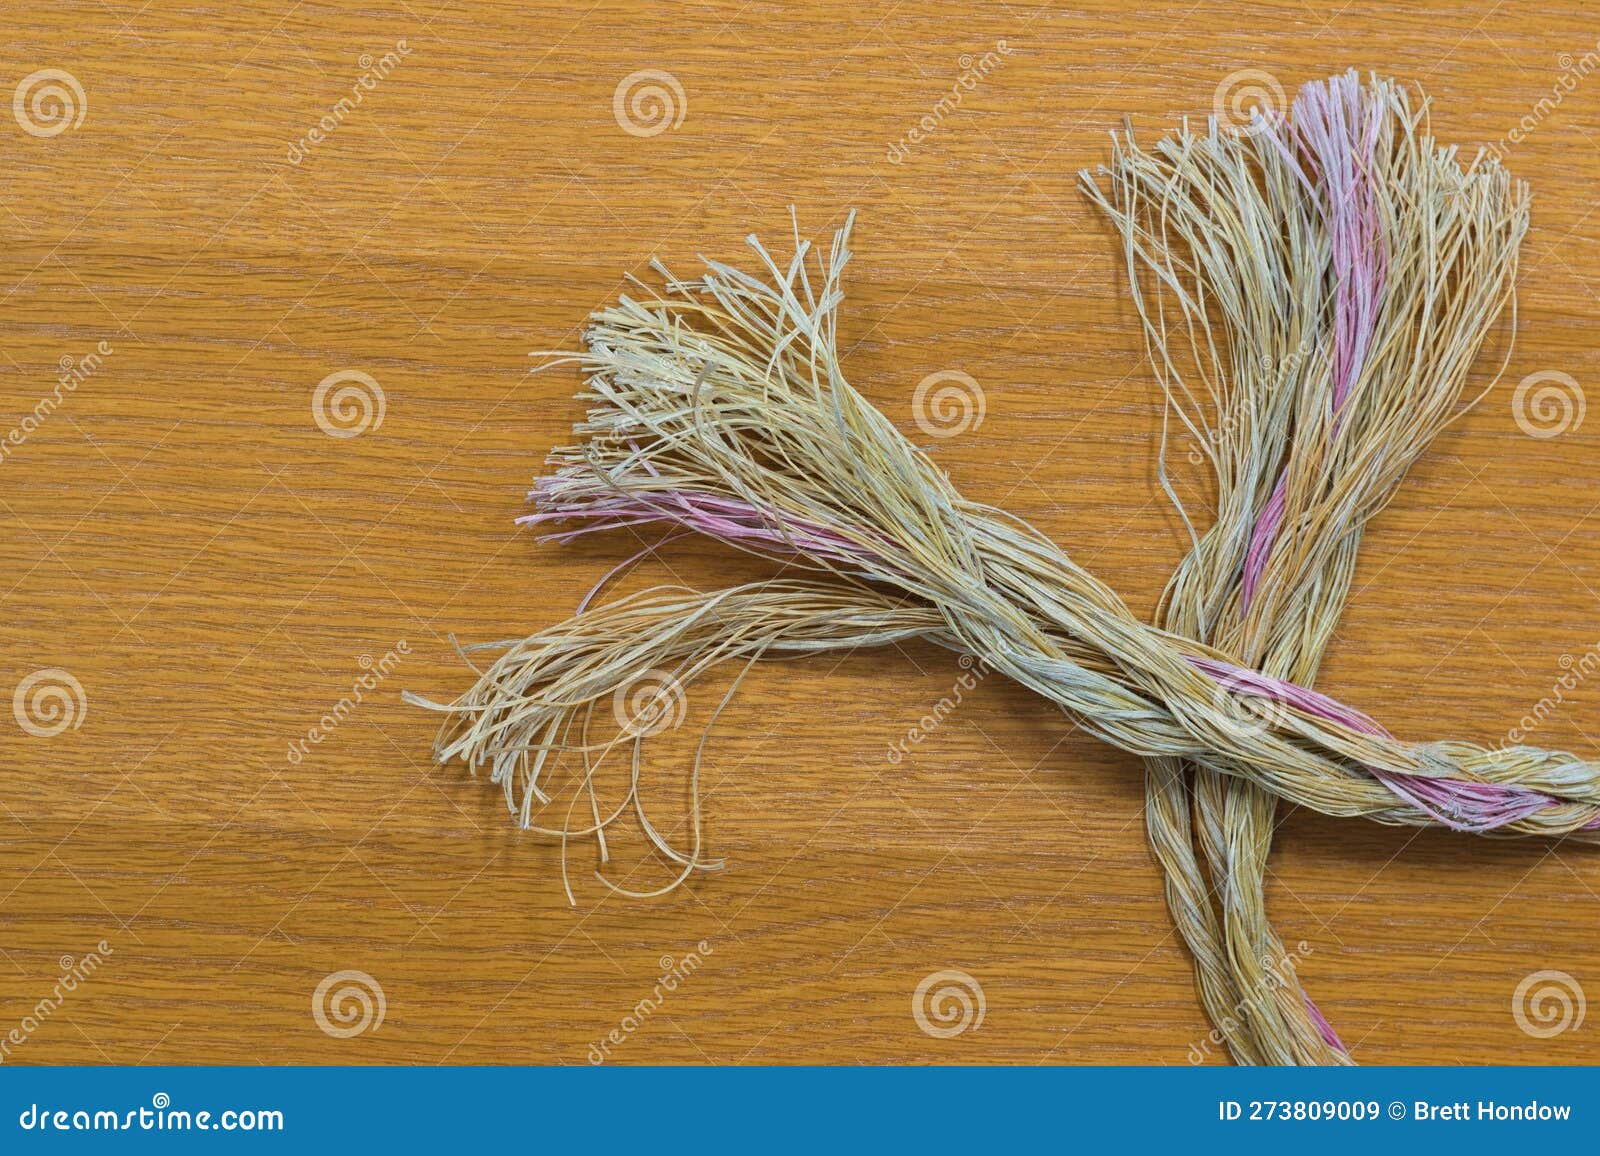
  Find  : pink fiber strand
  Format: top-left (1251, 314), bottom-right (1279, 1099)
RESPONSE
top-left (522, 479), bottom-right (872, 568)
top-left (1241, 75), bottom-right (1387, 609)
top-left (1188, 656), bottom-right (1585, 835)
top-left (526, 472), bottom-right (1590, 837)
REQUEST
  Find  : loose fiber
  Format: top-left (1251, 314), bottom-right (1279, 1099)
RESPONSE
top-left (409, 73), bottom-right (1582, 1063)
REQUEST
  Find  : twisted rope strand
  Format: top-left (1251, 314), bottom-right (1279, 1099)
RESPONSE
top-left (1083, 72), bottom-right (1529, 1063)
top-left (410, 74), bottom-right (1578, 1063)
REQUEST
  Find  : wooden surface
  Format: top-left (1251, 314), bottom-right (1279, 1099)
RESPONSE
top-left (1, 0), bottom-right (1598, 1066)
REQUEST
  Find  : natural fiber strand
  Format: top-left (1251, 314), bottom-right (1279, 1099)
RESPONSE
top-left (407, 73), bottom-right (1577, 1063)
top-left (1083, 72), bottom-right (1526, 1063)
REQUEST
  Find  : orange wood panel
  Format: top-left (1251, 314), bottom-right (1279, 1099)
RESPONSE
top-left (0, 0), bottom-right (1597, 1064)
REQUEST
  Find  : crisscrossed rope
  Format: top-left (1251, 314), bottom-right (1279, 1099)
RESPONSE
top-left (409, 73), bottom-right (1575, 1062)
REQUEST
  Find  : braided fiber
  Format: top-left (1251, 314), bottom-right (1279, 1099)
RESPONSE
top-left (1086, 73), bottom-right (1526, 1063)
top-left (409, 74), bottom-right (1587, 1061)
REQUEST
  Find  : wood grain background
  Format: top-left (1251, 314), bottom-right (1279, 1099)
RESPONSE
top-left (1, 0), bottom-right (1598, 1066)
